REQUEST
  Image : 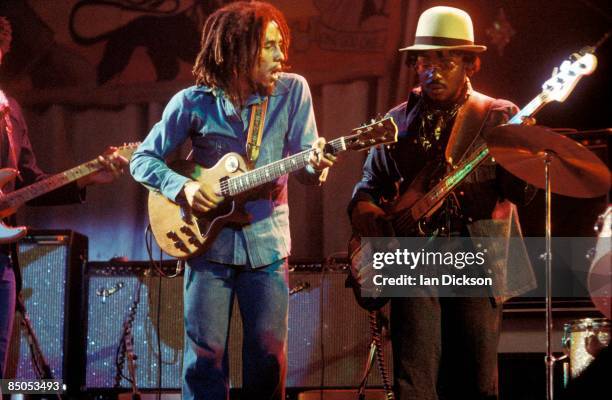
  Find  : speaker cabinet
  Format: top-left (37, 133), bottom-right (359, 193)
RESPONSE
top-left (83, 261), bottom-right (392, 390)
top-left (84, 261), bottom-right (184, 390)
top-left (238, 267), bottom-right (392, 389)
top-left (6, 230), bottom-right (87, 393)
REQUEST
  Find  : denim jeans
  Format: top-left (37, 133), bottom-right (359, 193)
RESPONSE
top-left (0, 254), bottom-right (15, 378)
top-left (391, 297), bottom-right (502, 400)
top-left (182, 258), bottom-right (289, 400)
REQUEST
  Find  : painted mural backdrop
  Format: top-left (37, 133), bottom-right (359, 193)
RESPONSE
top-left (0, 0), bottom-right (399, 91)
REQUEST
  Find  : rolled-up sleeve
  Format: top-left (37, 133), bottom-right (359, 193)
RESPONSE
top-left (130, 90), bottom-right (194, 201)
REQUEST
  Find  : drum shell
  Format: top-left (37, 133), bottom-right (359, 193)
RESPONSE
top-left (588, 206), bottom-right (611, 319)
top-left (562, 318), bottom-right (610, 378)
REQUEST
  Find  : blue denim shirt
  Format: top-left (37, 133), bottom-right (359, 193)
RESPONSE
top-left (130, 73), bottom-right (322, 267)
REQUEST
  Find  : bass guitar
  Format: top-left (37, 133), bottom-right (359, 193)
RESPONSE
top-left (0, 143), bottom-right (139, 243)
top-left (348, 51), bottom-right (598, 310)
top-left (148, 117), bottom-right (398, 259)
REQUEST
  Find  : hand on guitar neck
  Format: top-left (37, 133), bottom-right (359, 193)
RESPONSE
top-left (308, 137), bottom-right (336, 171)
top-left (76, 146), bottom-right (130, 187)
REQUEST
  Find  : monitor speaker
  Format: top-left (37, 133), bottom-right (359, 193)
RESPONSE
top-left (5, 230), bottom-right (87, 394)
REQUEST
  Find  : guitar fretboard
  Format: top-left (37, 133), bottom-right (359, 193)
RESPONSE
top-left (0, 144), bottom-right (138, 211)
top-left (3, 160), bottom-right (104, 208)
top-left (397, 102), bottom-right (531, 226)
top-left (408, 144), bottom-right (490, 223)
top-left (508, 94), bottom-right (545, 125)
top-left (218, 137), bottom-right (346, 196)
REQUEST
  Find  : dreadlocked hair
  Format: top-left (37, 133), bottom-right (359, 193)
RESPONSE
top-left (0, 16), bottom-right (12, 55)
top-left (192, 1), bottom-right (290, 106)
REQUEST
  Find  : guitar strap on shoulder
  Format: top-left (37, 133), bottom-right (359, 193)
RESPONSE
top-left (246, 97), bottom-right (269, 167)
top-left (445, 90), bottom-right (495, 166)
top-left (394, 91), bottom-right (495, 213)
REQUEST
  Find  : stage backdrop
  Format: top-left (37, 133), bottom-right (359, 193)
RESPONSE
top-left (0, 0), bottom-right (609, 261)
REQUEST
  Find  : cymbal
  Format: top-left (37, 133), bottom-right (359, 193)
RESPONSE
top-left (486, 125), bottom-right (611, 198)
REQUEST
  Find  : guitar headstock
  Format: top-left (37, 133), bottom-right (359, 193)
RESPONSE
top-left (344, 116), bottom-right (398, 152)
top-left (541, 52), bottom-right (597, 103)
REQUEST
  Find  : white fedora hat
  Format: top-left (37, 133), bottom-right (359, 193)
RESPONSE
top-left (399, 6), bottom-right (486, 53)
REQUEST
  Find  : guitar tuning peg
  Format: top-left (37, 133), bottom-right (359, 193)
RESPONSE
top-left (551, 66), bottom-right (559, 78)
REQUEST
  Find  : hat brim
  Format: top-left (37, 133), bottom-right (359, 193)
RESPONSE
top-left (399, 44), bottom-right (487, 53)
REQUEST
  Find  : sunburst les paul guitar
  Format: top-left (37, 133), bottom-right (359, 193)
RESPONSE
top-left (348, 51), bottom-right (598, 310)
top-left (148, 117), bottom-right (398, 259)
top-left (0, 143), bottom-right (139, 244)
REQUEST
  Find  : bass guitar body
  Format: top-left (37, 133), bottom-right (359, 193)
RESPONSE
top-left (147, 153), bottom-right (250, 259)
top-left (348, 193), bottom-right (432, 311)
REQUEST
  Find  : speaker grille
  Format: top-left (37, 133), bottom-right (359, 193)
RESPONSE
top-left (13, 241), bottom-right (69, 378)
top-left (83, 262), bottom-right (392, 390)
top-left (288, 270), bottom-right (392, 388)
top-left (85, 262), bottom-right (183, 389)
top-left (6, 230), bottom-right (87, 393)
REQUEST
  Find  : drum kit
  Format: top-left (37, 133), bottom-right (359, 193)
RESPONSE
top-left (487, 125), bottom-right (610, 398)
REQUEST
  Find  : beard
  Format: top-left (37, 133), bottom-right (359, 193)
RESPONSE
top-left (255, 80), bottom-right (276, 96)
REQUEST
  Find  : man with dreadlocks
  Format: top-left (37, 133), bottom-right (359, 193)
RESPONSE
top-left (130, 2), bottom-right (335, 399)
top-left (0, 16), bottom-right (126, 379)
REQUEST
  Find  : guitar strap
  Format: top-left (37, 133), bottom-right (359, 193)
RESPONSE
top-left (393, 91), bottom-right (495, 217)
top-left (445, 90), bottom-right (495, 166)
top-left (246, 97), bottom-right (269, 167)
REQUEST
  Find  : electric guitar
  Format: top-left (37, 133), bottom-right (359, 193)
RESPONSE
top-left (148, 117), bottom-right (398, 259)
top-left (348, 51), bottom-right (598, 310)
top-left (0, 143), bottom-right (139, 243)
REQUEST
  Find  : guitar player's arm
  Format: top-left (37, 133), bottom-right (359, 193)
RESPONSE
top-left (348, 141), bottom-right (400, 237)
top-left (130, 89), bottom-right (196, 203)
top-left (9, 97), bottom-right (84, 206)
top-left (286, 74), bottom-right (334, 185)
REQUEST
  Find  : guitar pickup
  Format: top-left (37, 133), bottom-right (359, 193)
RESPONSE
top-left (187, 237), bottom-right (201, 245)
top-left (180, 226), bottom-right (196, 236)
top-left (173, 241), bottom-right (189, 251)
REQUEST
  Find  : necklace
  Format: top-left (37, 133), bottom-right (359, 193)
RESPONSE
top-left (418, 102), bottom-right (461, 151)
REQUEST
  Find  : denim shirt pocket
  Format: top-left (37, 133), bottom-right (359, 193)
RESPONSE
top-left (191, 134), bottom-right (237, 167)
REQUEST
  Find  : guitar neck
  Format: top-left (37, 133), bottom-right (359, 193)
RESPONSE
top-left (408, 144), bottom-right (490, 222)
top-left (507, 94), bottom-right (546, 125)
top-left (4, 158), bottom-right (103, 208)
top-left (220, 137), bottom-right (345, 196)
top-left (408, 96), bottom-right (544, 222)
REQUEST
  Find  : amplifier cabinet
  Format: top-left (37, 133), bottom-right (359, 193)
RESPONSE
top-left (6, 230), bottom-right (87, 395)
top-left (83, 262), bottom-right (392, 390)
top-left (84, 261), bottom-right (183, 390)
top-left (263, 268), bottom-right (391, 388)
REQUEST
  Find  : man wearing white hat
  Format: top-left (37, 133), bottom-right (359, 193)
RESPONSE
top-left (349, 6), bottom-right (535, 400)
